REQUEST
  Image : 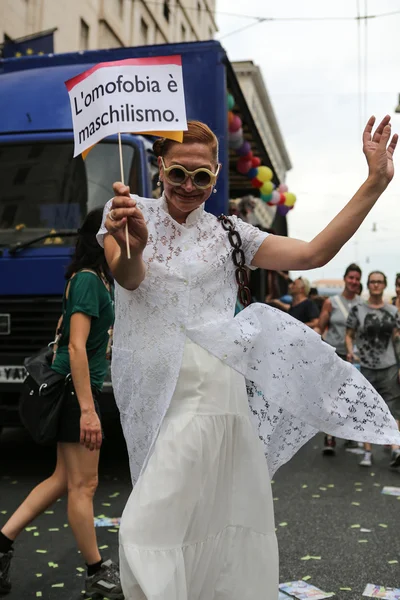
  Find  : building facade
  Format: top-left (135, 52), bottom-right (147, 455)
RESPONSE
top-left (233, 60), bottom-right (291, 184)
top-left (1, 0), bottom-right (217, 53)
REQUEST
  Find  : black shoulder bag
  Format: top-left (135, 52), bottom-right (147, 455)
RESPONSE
top-left (218, 214), bottom-right (252, 308)
top-left (19, 283), bottom-right (70, 445)
top-left (19, 270), bottom-right (110, 445)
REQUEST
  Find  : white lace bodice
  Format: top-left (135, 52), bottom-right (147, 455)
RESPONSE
top-left (98, 195), bottom-right (269, 481)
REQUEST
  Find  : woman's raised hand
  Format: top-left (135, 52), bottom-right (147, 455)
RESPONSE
top-left (363, 115), bottom-right (398, 191)
top-left (106, 182), bottom-right (149, 256)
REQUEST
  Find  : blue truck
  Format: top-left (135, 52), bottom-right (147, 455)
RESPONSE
top-left (0, 40), bottom-right (283, 433)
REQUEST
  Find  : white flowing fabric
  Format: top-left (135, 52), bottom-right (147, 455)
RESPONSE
top-left (119, 338), bottom-right (278, 600)
top-left (97, 194), bottom-right (400, 485)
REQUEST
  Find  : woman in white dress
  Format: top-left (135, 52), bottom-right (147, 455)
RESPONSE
top-left (98, 118), bottom-right (399, 600)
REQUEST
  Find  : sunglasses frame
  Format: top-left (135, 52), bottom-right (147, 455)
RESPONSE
top-left (160, 157), bottom-right (220, 190)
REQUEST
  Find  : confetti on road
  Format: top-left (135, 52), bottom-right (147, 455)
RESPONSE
top-left (362, 583), bottom-right (400, 598)
top-left (109, 492), bottom-right (120, 498)
top-left (279, 522), bottom-right (288, 527)
top-left (94, 517), bottom-right (121, 527)
top-left (381, 487), bottom-right (400, 496)
top-left (351, 502), bottom-right (361, 506)
top-left (35, 550), bottom-right (47, 554)
top-left (280, 580), bottom-right (334, 598)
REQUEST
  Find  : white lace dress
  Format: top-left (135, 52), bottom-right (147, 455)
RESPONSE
top-left (98, 195), bottom-right (400, 600)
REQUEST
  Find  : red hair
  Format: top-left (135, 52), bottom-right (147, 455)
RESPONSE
top-left (153, 120), bottom-right (219, 163)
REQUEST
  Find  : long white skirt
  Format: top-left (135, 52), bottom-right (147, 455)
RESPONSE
top-left (119, 338), bottom-right (278, 600)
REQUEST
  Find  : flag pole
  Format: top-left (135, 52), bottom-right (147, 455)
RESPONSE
top-left (118, 132), bottom-right (131, 260)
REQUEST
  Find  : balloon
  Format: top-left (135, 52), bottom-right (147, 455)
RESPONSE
top-left (256, 166), bottom-right (273, 183)
top-left (278, 193), bottom-right (286, 205)
top-left (268, 190), bottom-right (281, 205)
top-left (251, 177), bottom-right (263, 189)
top-left (228, 128), bottom-right (243, 144)
top-left (236, 157), bottom-right (252, 175)
top-left (278, 183), bottom-right (288, 193)
top-left (260, 181), bottom-right (274, 196)
top-left (229, 114), bottom-right (242, 133)
top-left (277, 205), bottom-right (290, 217)
top-left (261, 193), bottom-right (273, 203)
top-left (283, 192), bottom-right (296, 207)
top-left (251, 157), bottom-right (261, 168)
top-left (236, 141), bottom-right (251, 156)
top-left (228, 111), bottom-right (234, 126)
top-left (247, 167), bottom-right (258, 179)
top-left (229, 137), bottom-right (244, 150)
top-left (227, 93), bottom-right (235, 111)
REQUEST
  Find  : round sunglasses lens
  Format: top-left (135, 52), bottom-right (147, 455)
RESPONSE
top-left (193, 170), bottom-right (212, 188)
top-left (168, 167), bottom-right (186, 184)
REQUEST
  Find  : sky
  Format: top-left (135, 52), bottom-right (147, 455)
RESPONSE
top-left (215, 0), bottom-right (400, 294)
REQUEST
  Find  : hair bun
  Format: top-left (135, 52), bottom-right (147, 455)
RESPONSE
top-left (153, 138), bottom-right (165, 157)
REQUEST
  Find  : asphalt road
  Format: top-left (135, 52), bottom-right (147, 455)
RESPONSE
top-left (0, 427), bottom-right (399, 599)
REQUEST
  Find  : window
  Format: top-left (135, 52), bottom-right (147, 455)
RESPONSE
top-left (140, 18), bottom-right (149, 45)
top-left (0, 141), bottom-right (136, 239)
top-left (80, 18), bottom-right (89, 50)
top-left (99, 20), bottom-right (122, 48)
top-left (163, 0), bottom-right (170, 22)
top-left (181, 23), bottom-right (186, 41)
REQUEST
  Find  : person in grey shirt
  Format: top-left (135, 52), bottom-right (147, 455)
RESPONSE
top-left (316, 263), bottom-right (362, 455)
top-left (346, 270), bottom-right (400, 468)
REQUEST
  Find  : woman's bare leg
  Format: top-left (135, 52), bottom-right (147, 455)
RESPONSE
top-left (59, 442), bottom-right (101, 565)
top-left (1, 445), bottom-right (67, 541)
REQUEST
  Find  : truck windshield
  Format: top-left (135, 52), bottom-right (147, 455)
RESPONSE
top-left (0, 140), bottom-right (135, 246)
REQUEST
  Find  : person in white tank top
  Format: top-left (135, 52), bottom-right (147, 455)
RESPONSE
top-left (316, 264), bottom-right (362, 455)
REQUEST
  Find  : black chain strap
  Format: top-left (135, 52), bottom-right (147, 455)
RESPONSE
top-left (218, 214), bottom-right (252, 308)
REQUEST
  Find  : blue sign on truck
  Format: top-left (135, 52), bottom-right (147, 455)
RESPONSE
top-left (0, 40), bottom-right (281, 432)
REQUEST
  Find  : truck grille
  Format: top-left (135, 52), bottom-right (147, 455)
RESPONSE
top-left (0, 296), bottom-right (63, 358)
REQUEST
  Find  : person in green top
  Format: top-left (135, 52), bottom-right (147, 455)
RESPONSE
top-left (0, 209), bottom-right (123, 599)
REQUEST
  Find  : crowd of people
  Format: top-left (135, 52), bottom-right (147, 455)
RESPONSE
top-left (0, 117), bottom-right (399, 599)
top-left (269, 266), bottom-right (400, 469)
